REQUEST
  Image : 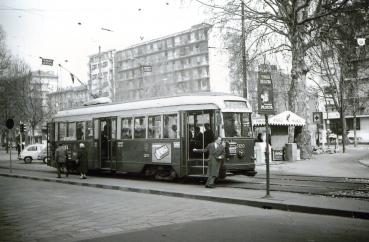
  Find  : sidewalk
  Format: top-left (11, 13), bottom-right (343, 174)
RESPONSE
top-left (257, 145), bottom-right (369, 178)
top-left (0, 166), bottom-right (368, 220)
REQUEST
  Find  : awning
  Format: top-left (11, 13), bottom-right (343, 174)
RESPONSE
top-left (253, 111), bottom-right (305, 126)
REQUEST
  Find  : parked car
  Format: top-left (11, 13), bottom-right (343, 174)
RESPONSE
top-left (18, 144), bottom-right (45, 163)
top-left (37, 147), bottom-right (50, 164)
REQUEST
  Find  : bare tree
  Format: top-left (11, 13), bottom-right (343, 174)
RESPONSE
top-left (307, 2), bottom-right (369, 150)
top-left (191, 0), bottom-right (367, 156)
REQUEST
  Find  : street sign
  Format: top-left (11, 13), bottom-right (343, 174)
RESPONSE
top-left (257, 72), bottom-right (274, 115)
top-left (6, 119), bottom-right (14, 129)
top-left (142, 65), bottom-right (152, 72)
top-left (41, 58), bottom-right (54, 66)
top-left (313, 112), bottom-right (323, 124)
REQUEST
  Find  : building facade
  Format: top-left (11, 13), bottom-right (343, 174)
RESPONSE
top-left (88, 48), bottom-right (115, 99)
top-left (47, 85), bottom-right (89, 115)
top-left (31, 70), bottom-right (58, 116)
top-left (324, 44), bottom-right (369, 143)
top-left (114, 24), bottom-right (213, 102)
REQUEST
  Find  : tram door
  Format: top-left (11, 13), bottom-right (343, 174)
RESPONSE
top-left (95, 117), bottom-right (117, 169)
top-left (185, 111), bottom-right (215, 175)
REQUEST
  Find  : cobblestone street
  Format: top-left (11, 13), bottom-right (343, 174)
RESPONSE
top-left (0, 176), bottom-right (284, 242)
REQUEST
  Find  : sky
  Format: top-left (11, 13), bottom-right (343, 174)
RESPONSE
top-left (0, 0), bottom-right (208, 87)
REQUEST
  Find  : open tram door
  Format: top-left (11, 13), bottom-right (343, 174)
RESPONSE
top-left (93, 117), bottom-right (117, 170)
top-left (184, 110), bottom-right (217, 176)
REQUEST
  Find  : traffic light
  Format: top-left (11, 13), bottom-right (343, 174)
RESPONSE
top-left (20, 123), bottom-right (24, 133)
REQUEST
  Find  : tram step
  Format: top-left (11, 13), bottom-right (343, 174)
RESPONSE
top-left (188, 165), bottom-right (207, 175)
top-left (187, 160), bottom-right (208, 166)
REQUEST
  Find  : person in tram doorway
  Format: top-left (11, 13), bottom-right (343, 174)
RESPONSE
top-left (193, 135), bottom-right (225, 188)
top-left (204, 123), bottom-right (214, 148)
top-left (55, 143), bottom-right (68, 178)
top-left (77, 143), bottom-right (88, 179)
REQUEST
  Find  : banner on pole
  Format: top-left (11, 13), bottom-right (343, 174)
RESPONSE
top-left (258, 72), bottom-right (275, 115)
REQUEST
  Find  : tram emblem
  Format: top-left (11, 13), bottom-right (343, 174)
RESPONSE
top-left (152, 143), bottom-right (171, 163)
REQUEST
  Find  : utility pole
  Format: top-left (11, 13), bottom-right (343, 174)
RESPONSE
top-left (241, 0), bottom-right (247, 99)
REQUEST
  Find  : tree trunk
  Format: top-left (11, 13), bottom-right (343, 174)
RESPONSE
top-left (289, 38), bottom-right (311, 159)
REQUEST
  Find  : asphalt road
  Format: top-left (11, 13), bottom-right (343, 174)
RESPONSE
top-left (79, 215), bottom-right (369, 242)
top-left (1, 176), bottom-right (369, 242)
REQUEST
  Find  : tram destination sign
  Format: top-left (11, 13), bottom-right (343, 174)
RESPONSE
top-left (257, 71), bottom-right (275, 115)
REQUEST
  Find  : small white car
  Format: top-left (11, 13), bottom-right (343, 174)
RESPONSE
top-left (18, 144), bottom-right (45, 163)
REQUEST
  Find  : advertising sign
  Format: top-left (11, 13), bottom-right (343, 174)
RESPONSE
top-left (152, 143), bottom-right (171, 163)
top-left (313, 112), bottom-right (323, 124)
top-left (258, 72), bottom-right (274, 115)
top-left (272, 149), bottom-right (284, 161)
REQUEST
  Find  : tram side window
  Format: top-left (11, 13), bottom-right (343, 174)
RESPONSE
top-left (59, 123), bottom-right (66, 141)
top-left (134, 117), bottom-right (146, 138)
top-left (223, 113), bottom-right (252, 138)
top-left (66, 122), bottom-right (76, 141)
top-left (223, 113), bottom-right (240, 137)
top-left (76, 122), bottom-right (85, 140)
top-left (242, 113), bottom-right (252, 137)
top-left (163, 114), bottom-right (178, 139)
top-left (121, 117), bottom-right (132, 139)
top-left (86, 121), bottom-right (93, 140)
top-left (148, 115), bottom-right (161, 139)
top-left (55, 123), bottom-right (59, 141)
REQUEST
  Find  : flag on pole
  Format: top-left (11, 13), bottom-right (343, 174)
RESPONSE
top-left (41, 58), bottom-right (54, 66)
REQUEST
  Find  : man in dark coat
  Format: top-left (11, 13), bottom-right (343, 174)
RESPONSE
top-left (55, 144), bottom-right (68, 178)
top-left (77, 143), bottom-right (88, 179)
top-left (204, 123), bottom-right (214, 148)
top-left (193, 136), bottom-right (225, 188)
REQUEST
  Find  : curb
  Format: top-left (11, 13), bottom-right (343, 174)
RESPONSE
top-left (1, 172), bottom-right (368, 220)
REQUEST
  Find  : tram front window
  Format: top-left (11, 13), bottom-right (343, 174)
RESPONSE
top-left (223, 112), bottom-right (252, 138)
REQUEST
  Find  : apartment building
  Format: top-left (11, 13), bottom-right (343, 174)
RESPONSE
top-left (30, 70), bottom-right (58, 115)
top-left (88, 48), bottom-right (115, 99)
top-left (324, 44), bottom-right (369, 142)
top-left (47, 85), bottom-right (89, 114)
top-left (114, 23), bottom-right (220, 102)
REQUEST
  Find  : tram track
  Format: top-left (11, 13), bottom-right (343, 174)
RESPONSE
top-left (1, 160), bottom-right (368, 200)
top-left (222, 174), bottom-right (369, 200)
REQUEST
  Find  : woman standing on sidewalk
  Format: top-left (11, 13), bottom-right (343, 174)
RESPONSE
top-left (77, 143), bottom-right (88, 179)
top-left (193, 136), bottom-right (225, 188)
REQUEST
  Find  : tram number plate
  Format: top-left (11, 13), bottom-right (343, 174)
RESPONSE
top-left (229, 146), bottom-right (237, 155)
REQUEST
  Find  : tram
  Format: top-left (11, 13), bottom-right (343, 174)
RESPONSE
top-left (47, 93), bottom-right (257, 179)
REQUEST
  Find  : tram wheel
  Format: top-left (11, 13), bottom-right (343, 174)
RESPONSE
top-left (155, 168), bottom-right (177, 181)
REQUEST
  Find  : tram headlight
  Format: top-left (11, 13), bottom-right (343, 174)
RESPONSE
top-left (237, 150), bottom-right (245, 158)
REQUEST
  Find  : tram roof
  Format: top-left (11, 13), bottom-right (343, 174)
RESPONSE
top-left (53, 93), bottom-right (252, 121)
